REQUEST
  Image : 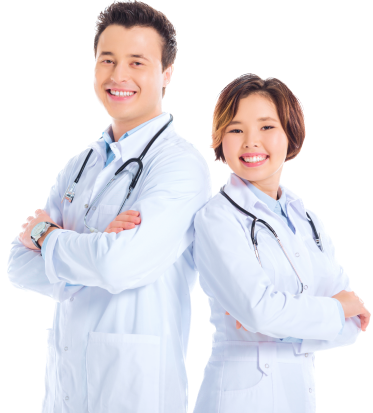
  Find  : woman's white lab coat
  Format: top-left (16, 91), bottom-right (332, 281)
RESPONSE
top-left (7, 113), bottom-right (211, 413)
top-left (193, 173), bottom-right (360, 413)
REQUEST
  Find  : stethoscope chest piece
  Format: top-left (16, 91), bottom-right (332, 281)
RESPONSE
top-left (63, 183), bottom-right (77, 203)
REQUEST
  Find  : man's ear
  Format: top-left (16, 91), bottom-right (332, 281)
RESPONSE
top-left (162, 65), bottom-right (173, 88)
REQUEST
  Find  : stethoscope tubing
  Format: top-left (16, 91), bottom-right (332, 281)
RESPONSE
top-left (220, 188), bottom-right (307, 294)
top-left (64, 115), bottom-right (174, 232)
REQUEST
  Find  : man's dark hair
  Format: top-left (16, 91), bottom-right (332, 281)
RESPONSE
top-left (94, 1), bottom-right (177, 72)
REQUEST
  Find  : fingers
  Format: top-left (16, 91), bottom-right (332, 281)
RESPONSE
top-left (118, 210), bottom-right (140, 217)
top-left (226, 312), bottom-right (247, 331)
top-left (35, 209), bottom-right (44, 216)
top-left (109, 215), bottom-right (141, 226)
top-left (235, 320), bottom-right (247, 331)
top-left (21, 223), bottom-right (28, 229)
top-left (359, 308), bottom-right (371, 331)
top-left (26, 216), bottom-right (34, 223)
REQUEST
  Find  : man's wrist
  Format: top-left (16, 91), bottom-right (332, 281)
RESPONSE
top-left (39, 227), bottom-right (58, 247)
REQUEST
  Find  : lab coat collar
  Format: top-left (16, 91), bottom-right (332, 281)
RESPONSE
top-left (223, 173), bottom-right (307, 219)
top-left (87, 113), bottom-right (172, 164)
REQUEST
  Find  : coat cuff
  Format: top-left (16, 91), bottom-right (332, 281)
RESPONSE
top-left (44, 229), bottom-right (70, 284)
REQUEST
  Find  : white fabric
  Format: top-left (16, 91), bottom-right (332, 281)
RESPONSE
top-left (193, 173), bottom-right (361, 413)
top-left (8, 113), bottom-right (211, 413)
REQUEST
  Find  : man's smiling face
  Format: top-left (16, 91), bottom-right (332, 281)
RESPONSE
top-left (94, 25), bottom-right (171, 125)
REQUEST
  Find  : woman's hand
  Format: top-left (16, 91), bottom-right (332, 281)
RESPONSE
top-left (332, 290), bottom-right (370, 331)
top-left (104, 210), bottom-right (141, 234)
top-left (225, 311), bottom-right (248, 331)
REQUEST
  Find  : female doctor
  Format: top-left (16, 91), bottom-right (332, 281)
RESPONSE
top-left (193, 74), bottom-right (370, 413)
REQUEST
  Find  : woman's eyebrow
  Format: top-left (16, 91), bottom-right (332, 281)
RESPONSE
top-left (258, 116), bottom-right (278, 122)
top-left (227, 120), bottom-right (242, 126)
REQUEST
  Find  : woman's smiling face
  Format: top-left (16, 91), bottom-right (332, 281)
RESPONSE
top-left (222, 93), bottom-right (289, 190)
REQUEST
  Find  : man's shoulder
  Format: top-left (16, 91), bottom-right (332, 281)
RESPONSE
top-left (153, 129), bottom-right (210, 174)
top-left (162, 130), bottom-right (206, 162)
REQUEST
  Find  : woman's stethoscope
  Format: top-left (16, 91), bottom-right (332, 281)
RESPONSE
top-left (62, 115), bottom-right (174, 233)
top-left (220, 187), bottom-right (323, 294)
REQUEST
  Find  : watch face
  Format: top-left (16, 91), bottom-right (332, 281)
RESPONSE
top-left (31, 222), bottom-right (47, 237)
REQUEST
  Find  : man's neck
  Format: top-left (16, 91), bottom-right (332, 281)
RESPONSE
top-left (111, 110), bottom-right (162, 142)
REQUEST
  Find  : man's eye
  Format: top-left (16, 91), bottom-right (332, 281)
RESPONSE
top-left (102, 60), bottom-right (114, 64)
top-left (262, 126), bottom-right (274, 131)
top-left (102, 60), bottom-right (142, 66)
top-left (132, 62), bottom-right (142, 66)
top-left (228, 129), bottom-right (243, 133)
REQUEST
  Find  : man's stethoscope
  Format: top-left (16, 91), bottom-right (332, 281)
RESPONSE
top-left (220, 188), bottom-right (324, 294)
top-left (62, 115), bottom-right (174, 233)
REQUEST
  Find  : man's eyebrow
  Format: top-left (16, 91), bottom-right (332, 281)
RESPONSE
top-left (128, 54), bottom-right (150, 61)
top-left (97, 52), bottom-right (150, 61)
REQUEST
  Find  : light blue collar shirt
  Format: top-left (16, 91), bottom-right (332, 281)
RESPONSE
top-left (102, 113), bottom-right (165, 167)
top-left (247, 182), bottom-right (295, 234)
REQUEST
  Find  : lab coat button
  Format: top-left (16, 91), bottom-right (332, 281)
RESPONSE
top-left (64, 346), bottom-right (68, 351)
top-left (92, 206), bottom-right (96, 211)
top-left (70, 297), bottom-right (74, 302)
top-left (265, 364), bottom-right (269, 368)
top-left (309, 388), bottom-right (312, 393)
top-left (304, 285), bottom-right (308, 290)
top-left (295, 252), bottom-right (300, 257)
top-left (65, 396), bottom-right (69, 401)
top-left (305, 353), bottom-right (308, 357)
top-left (84, 204), bottom-right (88, 208)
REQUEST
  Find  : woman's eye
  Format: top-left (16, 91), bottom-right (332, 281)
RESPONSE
top-left (262, 126), bottom-right (274, 131)
top-left (228, 129), bottom-right (243, 133)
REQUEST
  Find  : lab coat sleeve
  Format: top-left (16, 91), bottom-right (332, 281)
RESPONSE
top-left (295, 214), bottom-right (361, 353)
top-left (193, 201), bottom-right (343, 341)
top-left (43, 151), bottom-right (211, 293)
top-left (7, 162), bottom-right (84, 303)
top-left (41, 231), bottom-right (54, 259)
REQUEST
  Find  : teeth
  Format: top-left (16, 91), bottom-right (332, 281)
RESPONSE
top-left (110, 90), bottom-right (135, 97)
top-left (242, 156), bottom-right (267, 163)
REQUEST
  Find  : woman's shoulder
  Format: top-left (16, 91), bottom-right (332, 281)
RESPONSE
top-left (195, 190), bottom-right (244, 229)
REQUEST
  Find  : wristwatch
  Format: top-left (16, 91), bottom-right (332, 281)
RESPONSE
top-left (31, 222), bottom-right (59, 249)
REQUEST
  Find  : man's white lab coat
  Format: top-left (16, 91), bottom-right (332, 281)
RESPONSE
top-left (8, 113), bottom-right (211, 413)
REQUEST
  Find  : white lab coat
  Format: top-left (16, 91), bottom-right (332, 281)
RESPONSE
top-left (193, 173), bottom-right (360, 413)
top-left (7, 113), bottom-right (211, 413)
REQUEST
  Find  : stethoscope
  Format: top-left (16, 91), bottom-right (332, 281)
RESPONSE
top-left (220, 187), bottom-right (323, 294)
top-left (62, 115), bottom-right (174, 233)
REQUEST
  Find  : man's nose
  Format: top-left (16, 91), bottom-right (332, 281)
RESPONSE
top-left (110, 62), bottom-right (131, 84)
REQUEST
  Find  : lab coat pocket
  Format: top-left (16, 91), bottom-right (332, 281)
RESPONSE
top-left (42, 329), bottom-right (56, 413)
top-left (220, 361), bottom-right (273, 413)
top-left (86, 332), bottom-right (160, 413)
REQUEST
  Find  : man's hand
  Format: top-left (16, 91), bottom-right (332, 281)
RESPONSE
top-left (19, 209), bottom-right (60, 250)
top-left (104, 210), bottom-right (141, 234)
top-left (332, 290), bottom-right (370, 331)
top-left (225, 311), bottom-right (248, 331)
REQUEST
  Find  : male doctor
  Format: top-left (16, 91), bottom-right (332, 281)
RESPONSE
top-left (8, 2), bottom-right (210, 412)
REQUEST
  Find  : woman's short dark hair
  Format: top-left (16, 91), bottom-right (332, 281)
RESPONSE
top-left (212, 74), bottom-right (305, 162)
top-left (94, 1), bottom-right (177, 96)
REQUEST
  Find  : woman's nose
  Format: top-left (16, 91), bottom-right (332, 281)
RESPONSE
top-left (243, 132), bottom-right (260, 149)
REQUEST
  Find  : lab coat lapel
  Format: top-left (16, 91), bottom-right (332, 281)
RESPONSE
top-left (86, 113), bottom-right (173, 203)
